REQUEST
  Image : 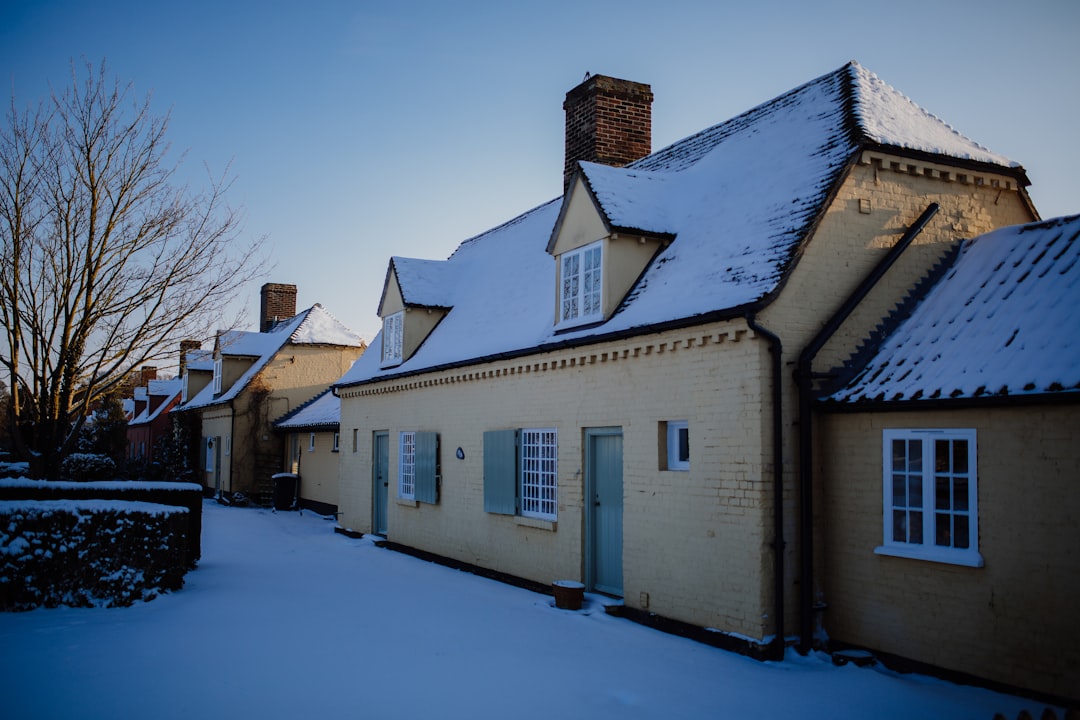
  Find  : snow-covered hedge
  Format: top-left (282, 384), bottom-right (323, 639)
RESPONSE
top-left (0, 500), bottom-right (190, 611)
top-left (0, 480), bottom-right (203, 567)
top-left (60, 453), bottom-right (117, 482)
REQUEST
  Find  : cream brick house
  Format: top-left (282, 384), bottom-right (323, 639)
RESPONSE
top-left (179, 284), bottom-right (365, 502)
top-left (273, 388), bottom-right (343, 515)
top-left (815, 215), bottom-right (1079, 702)
top-left (333, 62), bottom-right (1037, 668)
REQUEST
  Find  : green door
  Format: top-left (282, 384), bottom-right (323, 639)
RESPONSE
top-left (587, 428), bottom-right (623, 597)
top-left (373, 432), bottom-right (389, 535)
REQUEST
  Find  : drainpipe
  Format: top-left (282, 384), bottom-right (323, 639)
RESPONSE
top-left (744, 313), bottom-right (785, 660)
top-left (795, 203), bottom-right (939, 654)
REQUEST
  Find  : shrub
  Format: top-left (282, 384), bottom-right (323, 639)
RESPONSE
top-left (60, 453), bottom-right (117, 482)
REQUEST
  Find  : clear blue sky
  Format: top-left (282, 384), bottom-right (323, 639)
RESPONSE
top-left (3, 0), bottom-right (1077, 349)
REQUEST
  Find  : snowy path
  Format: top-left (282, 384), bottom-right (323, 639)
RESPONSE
top-left (0, 500), bottom-right (1040, 719)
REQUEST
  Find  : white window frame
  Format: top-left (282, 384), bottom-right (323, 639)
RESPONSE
top-left (398, 430), bottom-right (416, 500)
top-left (877, 428), bottom-right (982, 567)
top-left (212, 357), bottom-right (223, 394)
top-left (558, 241), bottom-right (603, 328)
top-left (519, 428), bottom-right (558, 520)
top-left (382, 311), bottom-right (404, 366)
top-left (224, 435), bottom-right (231, 457)
top-left (666, 420), bottom-right (689, 471)
top-left (332, 432), bottom-right (340, 452)
top-left (309, 432), bottom-right (316, 452)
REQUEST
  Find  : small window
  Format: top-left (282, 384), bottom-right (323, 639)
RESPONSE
top-left (666, 421), bottom-right (689, 471)
top-left (352, 428), bottom-right (358, 453)
top-left (224, 435), bottom-right (231, 457)
top-left (332, 432), bottom-right (340, 452)
top-left (212, 358), bottom-right (223, 394)
top-left (558, 241), bottom-right (603, 327)
top-left (309, 432), bottom-right (316, 452)
top-left (878, 429), bottom-right (981, 567)
top-left (382, 311), bottom-right (404, 366)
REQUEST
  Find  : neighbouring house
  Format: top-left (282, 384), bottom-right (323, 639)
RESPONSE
top-left (814, 214), bottom-right (1080, 701)
top-left (126, 377), bottom-right (183, 465)
top-left (273, 388), bottom-right (343, 515)
top-left (332, 61), bottom-right (1040, 688)
top-left (178, 283), bottom-right (365, 502)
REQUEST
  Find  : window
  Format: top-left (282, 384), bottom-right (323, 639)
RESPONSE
top-left (483, 428), bottom-right (558, 521)
top-left (224, 435), bottom-right (231, 457)
top-left (309, 432), bottom-right (316, 452)
top-left (382, 311), bottom-right (404, 366)
top-left (665, 421), bottom-right (689, 471)
top-left (879, 429), bottom-right (981, 567)
top-left (398, 431), bottom-right (439, 504)
top-left (212, 358), bottom-right (222, 394)
top-left (559, 242), bottom-right (602, 327)
top-left (332, 432), bottom-right (340, 452)
top-left (352, 428), bottom-right (358, 453)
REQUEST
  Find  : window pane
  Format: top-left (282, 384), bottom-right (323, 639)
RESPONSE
top-left (892, 440), bottom-right (905, 471)
top-left (678, 427), bottom-right (690, 462)
top-left (909, 511), bottom-right (923, 543)
top-left (935, 512), bottom-right (950, 546)
top-left (892, 510), bottom-right (907, 542)
top-left (953, 440), bottom-right (968, 474)
top-left (909, 476), bottom-right (922, 509)
top-left (954, 477), bottom-right (969, 512)
top-left (892, 474), bottom-right (906, 507)
top-left (908, 440), bottom-right (922, 472)
top-left (954, 515), bottom-right (970, 549)
top-left (935, 475), bottom-right (951, 511)
top-left (935, 439), bottom-right (950, 473)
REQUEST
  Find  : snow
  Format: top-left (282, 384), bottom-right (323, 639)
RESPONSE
top-left (0, 478), bottom-right (203, 492)
top-left (182, 305), bottom-right (361, 411)
top-left (830, 214), bottom-right (1080, 403)
top-left (273, 388), bottom-right (340, 428)
top-left (338, 61), bottom-right (1024, 389)
top-left (0, 498), bottom-right (188, 517)
top-left (0, 501), bottom-right (1048, 719)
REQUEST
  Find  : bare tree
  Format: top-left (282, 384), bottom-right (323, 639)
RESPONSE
top-left (0, 61), bottom-right (265, 478)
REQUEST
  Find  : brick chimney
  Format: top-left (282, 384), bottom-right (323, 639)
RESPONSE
top-left (139, 365), bottom-right (158, 385)
top-left (563, 74), bottom-right (653, 191)
top-left (260, 283), bottom-right (297, 332)
top-left (179, 340), bottom-right (201, 376)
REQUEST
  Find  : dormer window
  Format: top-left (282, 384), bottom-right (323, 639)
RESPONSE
top-left (559, 241), bottom-right (603, 327)
top-left (212, 358), bottom-right (222, 394)
top-left (382, 311), bottom-right (404, 366)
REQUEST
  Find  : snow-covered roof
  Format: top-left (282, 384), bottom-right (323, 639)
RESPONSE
top-left (273, 388), bottom-right (340, 430)
top-left (380, 257), bottom-right (456, 314)
top-left (337, 62), bottom-right (1027, 389)
top-left (181, 305), bottom-right (362, 411)
top-left (826, 215), bottom-right (1080, 405)
top-left (184, 349), bottom-right (215, 372)
top-left (129, 378), bottom-right (183, 426)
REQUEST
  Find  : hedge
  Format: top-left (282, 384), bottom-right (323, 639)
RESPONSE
top-left (0, 500), bottom-right (189, 610)
top-left (0, 480), bottom-right (202, 567)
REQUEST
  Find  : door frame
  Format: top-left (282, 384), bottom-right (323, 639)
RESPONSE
top-left (584, 426), bottom-right (624, 597)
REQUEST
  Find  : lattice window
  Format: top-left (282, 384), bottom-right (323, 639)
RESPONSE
top-left (520, 428), bottom-right (557, 519)
top-left (560, 242), bottom-right (602, 326)
top-left (398, 430), bottom-right (416, 499)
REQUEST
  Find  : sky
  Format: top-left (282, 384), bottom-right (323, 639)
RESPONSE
top-left (0, 498), bottom-right (1048, 719)
top-left (2, 0), bottom-right (1078, 357)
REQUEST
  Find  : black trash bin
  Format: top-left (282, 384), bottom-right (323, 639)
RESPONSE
top-left (271, 472), bottom-right (300, 512)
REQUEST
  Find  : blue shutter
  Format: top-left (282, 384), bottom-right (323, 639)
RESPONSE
top-left (414, 431), bottom-right (439, 504)
top-left (484, 429), bottom-right (518, 514)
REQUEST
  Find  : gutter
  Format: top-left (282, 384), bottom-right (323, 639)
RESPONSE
top-left (744, 313), bottom-right (786, 660)
top-left (794, 203), bottom-right (939, 654)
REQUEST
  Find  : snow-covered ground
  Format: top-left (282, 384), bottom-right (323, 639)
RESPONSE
top-left (0, 500), bottom-right (1046, 719)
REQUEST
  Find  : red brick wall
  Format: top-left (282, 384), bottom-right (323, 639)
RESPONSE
top-left (260, 283), bottom-right (297, 332)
